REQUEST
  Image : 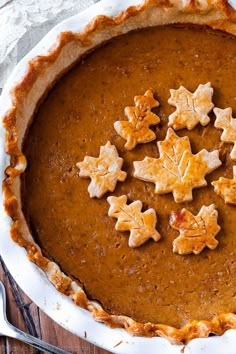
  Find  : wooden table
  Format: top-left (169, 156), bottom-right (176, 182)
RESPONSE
top-left (0, 256), bottom-right (111, 354)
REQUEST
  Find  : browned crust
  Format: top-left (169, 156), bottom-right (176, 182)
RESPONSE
top-left (2, 0), bottom-right (236, 345)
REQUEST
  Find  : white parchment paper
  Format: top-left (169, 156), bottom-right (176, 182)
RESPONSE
top-left (0, 0), bottom-right (95, 89)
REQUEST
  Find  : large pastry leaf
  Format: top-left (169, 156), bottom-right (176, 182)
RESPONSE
top-left (134, 128), bottom-right (221, 203)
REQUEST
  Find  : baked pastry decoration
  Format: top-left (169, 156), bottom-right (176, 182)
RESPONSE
top-left (107, 195), bottom-right (161, 248)
top-left (170, 204), bottom-right (221, 255)
top-left (76, 141), bottom-right (127, 198)
top-left (133, 128), bottom-right (221, 203)
top-left (114, 90), bottom-right (160, 150)
top-left (212, 166), bottom-right (236, 205)
top-left (168, 82), bottom-right (214, 130)
top-left (214, 107), bottom-right (236, 161)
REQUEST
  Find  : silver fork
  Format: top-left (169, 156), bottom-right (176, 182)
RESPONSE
top-left (0, 281), bottom-right (71, 354)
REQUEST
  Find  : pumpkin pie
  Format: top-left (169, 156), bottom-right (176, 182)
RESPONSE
top-left (3, 0), bottom-right (236, 345)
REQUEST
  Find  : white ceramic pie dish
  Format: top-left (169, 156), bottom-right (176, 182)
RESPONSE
top-left (1, 0), bottom-right (236, 353)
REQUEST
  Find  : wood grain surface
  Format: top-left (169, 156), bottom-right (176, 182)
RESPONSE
top-left (0, 256), bottom-right (111, 354)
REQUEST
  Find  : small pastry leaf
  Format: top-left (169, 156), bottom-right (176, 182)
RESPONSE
top-left (170, 204), bottom-right (221, 255)
top-left (114, 90), bottom-right (160, 150)
top-left (76, 141), bottom-right (127, 198)
top-left (168, 82), bottom-right (214, 130)
top-left (212, 166), bottom-right (236, 205)
top-left (107, 195), bottom-right (161, 248)
top-left (214, 107), bottom-right (236, 161)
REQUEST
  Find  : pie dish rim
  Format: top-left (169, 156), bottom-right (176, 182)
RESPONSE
top-left (1, 0), bottom-right (236, 348)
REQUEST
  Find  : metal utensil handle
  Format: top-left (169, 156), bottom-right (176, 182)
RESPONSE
top-left (0, 280), bottom-right (71, 354)
top-left (6, 322), bottom-right (71, 354)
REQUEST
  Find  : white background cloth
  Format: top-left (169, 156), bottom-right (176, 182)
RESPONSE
top-left (0, 0), bottom-right (95, 89)
top-left (1, 0), bottom-right (236, 90)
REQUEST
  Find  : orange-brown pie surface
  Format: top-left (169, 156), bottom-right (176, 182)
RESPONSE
top-left (22, 25), bottom-right (236, 329)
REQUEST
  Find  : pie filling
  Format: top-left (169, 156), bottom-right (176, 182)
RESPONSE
top-left (22, 25), bottom-right (236, 328)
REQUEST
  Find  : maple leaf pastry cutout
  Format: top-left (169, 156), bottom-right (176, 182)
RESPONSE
top-left (107, 195), bottom-right (161, 248)
top-left (114, 90), bottom-right (160, 150)
top-left (170, 204), bottom-right (221, 255)
top-left (212, 166), bottom-right (236, 205)
top-left (133, 128), bottom-right (222, 203)
top-left (214, 107), bottom-right (236, 161)
top-left (168, 82), bottom-right (214, 130)
top-left (76, 141), bottom-right (127, 198)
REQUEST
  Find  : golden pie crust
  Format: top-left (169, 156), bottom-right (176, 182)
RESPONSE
top-left (2, 0), bottom-right (236, 345)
